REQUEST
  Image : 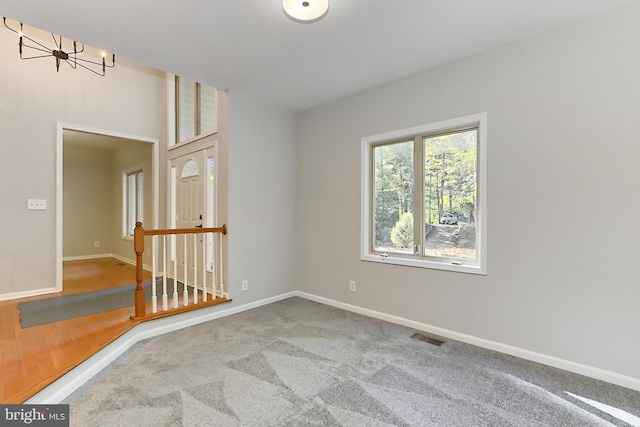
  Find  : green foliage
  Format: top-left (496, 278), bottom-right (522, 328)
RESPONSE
top-left (373, 129), bottom-right (477, 251)
top-left (424, 130), bottom-right (476, 225)
top-left (391, 211), bottom-right (414, 248)
top-left (374, 141), bottom-right (413, 247)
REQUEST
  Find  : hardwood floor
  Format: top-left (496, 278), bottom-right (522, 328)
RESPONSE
top-left (0, 258), bottom-right (151, 403)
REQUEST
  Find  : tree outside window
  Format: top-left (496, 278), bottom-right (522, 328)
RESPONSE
top-left (363, 113), bottom-right (486, 274)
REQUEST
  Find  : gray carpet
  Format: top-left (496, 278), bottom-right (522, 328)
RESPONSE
top-left (18, 279), bottom-right (182, 327)
top-left (64, 297), bottom-right (640, 426)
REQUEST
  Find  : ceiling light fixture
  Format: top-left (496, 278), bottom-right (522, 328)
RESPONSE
top-left (282, 0), bottom-right (329, 23)
top-left (3, 17), bottom-right (115, 76)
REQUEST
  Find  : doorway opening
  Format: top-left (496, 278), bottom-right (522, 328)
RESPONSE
top-left (56, 123), bottom-right (159, 292)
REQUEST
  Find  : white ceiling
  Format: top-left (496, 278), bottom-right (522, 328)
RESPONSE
top-left (1, 0), bottom-right (637, 112)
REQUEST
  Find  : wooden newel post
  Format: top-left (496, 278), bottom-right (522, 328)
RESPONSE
top-left (134, 222), bottom-right (145, 318)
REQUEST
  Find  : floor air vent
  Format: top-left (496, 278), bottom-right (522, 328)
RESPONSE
top-left (411, 333), bottom-right (445, 347)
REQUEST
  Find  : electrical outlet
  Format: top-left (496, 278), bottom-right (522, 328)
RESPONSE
top-left (94, 241), bottom-right (100, 248)
top-left (349, 280), bottom-right (356, 292)
top-left (242, 279), bottom-right (249, 291)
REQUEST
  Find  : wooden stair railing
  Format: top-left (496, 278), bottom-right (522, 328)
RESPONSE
top-left (133, 222), bottom-right (230, 321)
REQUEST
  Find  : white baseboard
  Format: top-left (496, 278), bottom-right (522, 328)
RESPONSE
top-left (62, 253), bottom-right (152, 273)
top-left (295, 291), bottom-right (640, 393)
top-left (26, 289), bottom-right (640, 404)
top-left (62, 254), bottom-right (113, 262)
top-left (111, 254), bottom-right (152, 272)
top-left (27, 291), bottom-right (297, 404)
top-left (1, 256), bottom-right (152, 302)
top-left (0, 287), bottom-right (59, 302)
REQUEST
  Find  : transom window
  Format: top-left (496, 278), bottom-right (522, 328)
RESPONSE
top-left (175, 76), bottom-right (217, 144)
top-left (362, 113), bottom-right (487, 274)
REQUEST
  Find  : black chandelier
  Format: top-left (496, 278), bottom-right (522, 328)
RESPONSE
top-left (3, 17), bottom-right (115, 76)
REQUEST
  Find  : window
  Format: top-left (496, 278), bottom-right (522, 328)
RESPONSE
top-left (175, 76), bottom-right (217, 144)
top-left (123, 169), bottom-right (144, 238)
top-left (181, 159), bottom-right (199, 178)
top-left (362, 113), bottom-right (487, 274)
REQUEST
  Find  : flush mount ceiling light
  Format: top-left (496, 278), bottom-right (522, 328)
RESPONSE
top-left (3, 17), bottom-right (115, 76)
top-left (282, 0), bottom-right (329, 23)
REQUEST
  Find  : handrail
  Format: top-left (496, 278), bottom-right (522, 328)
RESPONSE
top-left (133, 221), bottom-right (228, 319)
top-left (142, 225), bottom-right (227, 236)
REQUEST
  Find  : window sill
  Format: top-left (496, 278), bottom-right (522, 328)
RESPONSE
top-left (360, 253), bottom-right (486, 275)
top-left (122, 236), bottom-right (134, 242)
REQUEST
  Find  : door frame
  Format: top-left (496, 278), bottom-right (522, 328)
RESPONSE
top-left (56, 122), bottom-right (160, 292)
top-left (167, 142), bottom-right (218, 232)
top-left (167, 143), bottom-right (218, 284)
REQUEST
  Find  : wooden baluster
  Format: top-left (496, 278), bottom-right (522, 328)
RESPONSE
top-left (162, 236), bottom-right (168, 311)
top-left (219, 225), bottom-right (226, 298)
top-left (151, 236), bottom-right (157, 313)
top-left (134, 222), bottom-right (145, 318)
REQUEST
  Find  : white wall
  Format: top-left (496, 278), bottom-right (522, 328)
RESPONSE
top-left (295, 3), bottom-right (640, 381)
top-left (228, 90), bottom-right (297, 302)
top-left (0, 25), bottom-right (167, 299)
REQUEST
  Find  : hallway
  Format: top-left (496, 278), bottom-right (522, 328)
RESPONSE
top-left (0, 258), bottom-right (149, 403)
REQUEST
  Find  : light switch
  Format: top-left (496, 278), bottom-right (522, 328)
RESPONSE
top-left (27, 199), bottom-right (46, 210)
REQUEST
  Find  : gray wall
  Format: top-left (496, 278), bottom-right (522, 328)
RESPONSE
top-left (0, 24), bottom-right (167, 298)
top-left (295, 3), bottom-right (640, 380)
top-left (63, 144), bottom-right (114, 257)
top-left (63, 141), bottom-right (153, 263)
top-left (228, 89), bottom-right (297, 302)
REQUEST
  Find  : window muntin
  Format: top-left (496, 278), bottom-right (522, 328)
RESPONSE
top-left (362, 113), bottom-right (487, 274)
top-left (175, 76), bottom-right (217, 144)
top-left (124, 169), bottom-right (144, 238)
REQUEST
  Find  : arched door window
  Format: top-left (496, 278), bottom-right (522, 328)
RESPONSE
top-left (181, 159), bottom-right (199, 178)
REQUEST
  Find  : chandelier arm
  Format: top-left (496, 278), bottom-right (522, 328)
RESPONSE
top-left (71, 59), bottom-right (106, 76)
top-left (63, 59), bottom-right (77, 69)
top-left (18, 44), bottom-right (52, 55)
top-left (2, 17), bottom-right (18, 33)
top-left (51, 32), bottom-right (60, 49)
top-left (1, 18), bottom-right (51, 53)
top-left (20, 54), bottom-right (56, 60)
top-left (20, 33), bottom-right (55, 53)
top-left (73, 55), bottom-right (115, 68)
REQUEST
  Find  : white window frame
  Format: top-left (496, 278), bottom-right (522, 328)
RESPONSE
top-left (167, 74), bottom-right (218, 148)
top-left (122, 166), bottom-right (144, 240)
top-left (361, 113), bottom-right (487, 275)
